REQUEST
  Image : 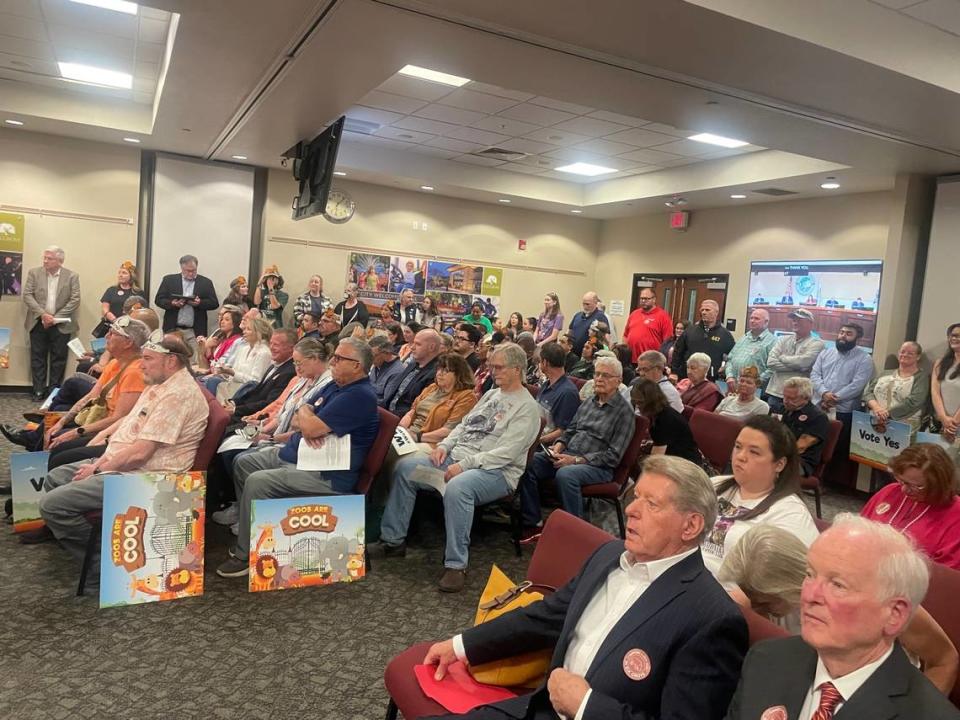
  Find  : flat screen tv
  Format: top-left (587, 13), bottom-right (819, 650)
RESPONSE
top-left (290, 116), bottom-right (345, 221)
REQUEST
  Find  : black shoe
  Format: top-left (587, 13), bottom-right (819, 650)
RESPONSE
top-left (0, 424), bottom-right (29, 448)
top-left (19, 526), bottom-right (54, 544)
top-left (368, 541), bottom-right (407, 558)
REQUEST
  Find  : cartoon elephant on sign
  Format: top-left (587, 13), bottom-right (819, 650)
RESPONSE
top-left (322, 535), bottom-right (351, 580)
top-left (152, 476), bottom-right (202, 525)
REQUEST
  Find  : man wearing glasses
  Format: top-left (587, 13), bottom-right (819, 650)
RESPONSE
top-left (622, 289), bottom-right (673, 363)
top-left (217, 337), bottom-right (380, 578)
top-left (376, 343), bottom-right (540, 593)
top-left (453, 322), bottom-right (483, 371)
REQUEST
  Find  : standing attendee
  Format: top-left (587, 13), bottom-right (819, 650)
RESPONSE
top-left (781, 377), bottom-right (831, 478)
top-left (223, 275), bottom-right (252, 312)
top-left (154, 254), bottom-right (219, 359)
top-left (534, 292), bottom-right (564, 346)
top-left (764, 308), bottom-right (825, 414)
top-left (453, 322), bottom-right (483, 370)
top-left (725, 515), bottom-right (959, 720)
top-left (22, 245), bottom-right (81, 401)
top-left (420, 295), bottom-right (442, 331)
top-left (368, 335), bottom-right (406, 407)
top-left (715, 366), bottom-right (770, 419)
top-left (622, 288), bottom-right (673, 362)
top-left (99, 261), bottom-right (143, 323)
top-left (660, 319), bottom-right (690, 369)
top-left (670, 299), bottom-right (734, 382)
top-left (386, 329), bottom-right (443, 417)
top-left (678, 352), bottom-right (724, 411)
top-left (252, 265), bottom-right (288, 328)
top-left (724, 308), bottom-right (776, 392)
top-left (334, 282), bottom-right (369, 327)
top-left (462, 300), bottom-right (493, 333)
top-left (395, 289), bottom-right (422, 324)
top-left (536, 341), bottom-right (581, 445)
top-left (292, 274), bottom-right (331, 327)
top-left (863, 341), bottom-right (929, 433)
top-left (634, 349), bottom-right (684, 412)
top-left (932, 322), bottom-right (960, 465)
top-left (567, 291), bottom-right (610, 356)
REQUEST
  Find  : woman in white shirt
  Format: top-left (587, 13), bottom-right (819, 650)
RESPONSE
top-left (215, 316), bottom-right (273, 402)
top-left (715, 366), bottom-right (769, 419)
top-left (702, 414), bottom-right (819, 576)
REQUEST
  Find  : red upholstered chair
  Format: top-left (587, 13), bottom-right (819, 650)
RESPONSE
top-left (688, 409), bottom-right (743, 472)
top-left (567, 376), bottom-right (586, 389)
top-left (681, 404), bottom-right (695, 421)
top-left (813, 516), bottom-right (831, 533)
top-left (922, 562), bottom-right (960, 708)
top-left (800, 419), bottom-right (843, 518)
top-left (741, 606), bottom-right (790, 646)
top-left (356, 408), bottom-right (400, 496)
top-left (524, 383), bottom-right (540, 398)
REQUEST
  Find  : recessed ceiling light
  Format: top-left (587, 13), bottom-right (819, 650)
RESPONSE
top-left (333, 171), bottom-right (347, 177)
top-left (58, 62), bottom-right (132, 89)
top-left (555, 162), bottom-right (618, 177)
top-left (570, 209), bottom-right (583, 214)
top-left (688, 132), bottom-right (748, 148)
top-left (69, 0), bottom-right (138, 14)
top-left (122, 137), bottom-right (140, 143)
top-left (730, 194), bottom-right (747, 199)
top-left (498, 198), bottom-right (511, 203)
top-left (820, 178), bottom-right (840, 190)
top-left (4, 119), bottom-right (24, 126)
top-left (420, 185), bottom-right (434, 191)
top-left (398, 64), bottom-right (470, 87)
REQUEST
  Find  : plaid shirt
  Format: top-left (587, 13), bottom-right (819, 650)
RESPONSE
top-left (559, 390), bottom-right (635, 468)
top-left (724, 329), bottom-right (777, 383)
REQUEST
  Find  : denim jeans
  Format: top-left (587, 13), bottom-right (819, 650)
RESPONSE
top-left (380, 451), bottom-right (510, 570)
top-left (519, 451), bottom-right (612, 526)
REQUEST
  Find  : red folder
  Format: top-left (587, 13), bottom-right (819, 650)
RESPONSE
top-left (414, 661), bottom-right (518, 713)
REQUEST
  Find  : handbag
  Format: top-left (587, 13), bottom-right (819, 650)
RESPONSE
top-left (90, 317), bottom-right (112, 339)
top-left (74, 360), bottom-right (131, 426)
top-left (467, 565), bottom-right (555, 688)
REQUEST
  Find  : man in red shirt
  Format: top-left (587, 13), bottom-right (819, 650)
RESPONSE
top-left (622, 289), bottom-right (673, 362)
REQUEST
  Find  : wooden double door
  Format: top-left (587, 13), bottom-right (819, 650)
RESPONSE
top-left (630, 274), bottom-right (730, 327)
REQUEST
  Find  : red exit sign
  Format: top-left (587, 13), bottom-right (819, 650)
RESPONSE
top-left (669, 210), bottom-right (690, 231)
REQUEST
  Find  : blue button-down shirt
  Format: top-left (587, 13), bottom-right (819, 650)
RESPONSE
top-left (724, 329), bottom-right (777, 383)
top-left (810, 345), bottom-right (874, 413)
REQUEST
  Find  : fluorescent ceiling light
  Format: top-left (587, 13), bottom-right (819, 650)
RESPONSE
top-left (730, 194), bottom-right (747, 199)
top-left (58, 62), bottom-right (132, 89)
top-left (820, 179), bottom-right (840, 189)
top-left (231, 155), bottom-right (247, 160)
top-left (122, 137), bottom-right (140, 143)
top-left (570, 209), bottom-right (583, 214)
top-left (4, 119), bottom-right (24, 126)
top-left (398, 64), bottom-right (470, 87)
top-left (420, 185), bottom-right (434, 191)
top-left (555, 162), bottom-right (618, 177)
top-left (688, 132), bottom-right (748, 148)
top-left (333, 171), bottom-right (347, 176)
top-left (70, 0), bottom-right (138, 14)
top-left (498, 198), bottom-right (511, 203)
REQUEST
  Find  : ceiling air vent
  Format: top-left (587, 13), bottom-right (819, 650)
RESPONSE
top-left (472, 147), bottom-right (527, 161)
top-left (751, 188), bottom-right (798, 196)
top-left (343, 117), bottom-right (380, 135)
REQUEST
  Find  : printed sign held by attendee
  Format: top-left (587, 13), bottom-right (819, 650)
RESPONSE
top-left (849, 410), bottom-right (911, 469)
top-left (10, 451), bottom-right (48, 532)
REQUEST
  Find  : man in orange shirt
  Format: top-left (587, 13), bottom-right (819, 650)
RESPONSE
top-left (622, 290), bottom-right (673, 363)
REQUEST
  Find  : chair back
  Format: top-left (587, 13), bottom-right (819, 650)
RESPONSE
top-left (813, 419), bottom-right (844, 476)
top-left (524, 383), bottom-right (540, 398)
top-left (923, 561), bottom-right (960, 707)
top-left (612, 414), bottom-right (650, 486)
top-left (567, 376), bottom-right (586, 389)
top-left (689, 408), bottom-right (743, 471)
top-left (741, 606), bottom-right (790, 646)
top-left (681, 404), bottom-right (694, 421)
top-left (192, 386), bottom-right (232, 472)
top-left (355, 408), bottom-right (401, 495)
top-left (526, 510), bottom-right (614, 590)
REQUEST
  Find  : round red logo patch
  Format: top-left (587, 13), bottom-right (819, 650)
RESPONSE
top-left (622, 649), bottom-right (651, 681)
top-left (875, 501), bottom-right (891, 515)
top-left (760, 706), bottom-right (788, 720)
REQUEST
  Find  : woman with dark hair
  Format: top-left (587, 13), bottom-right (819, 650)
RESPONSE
top-left (568, 337), bottom-right (598, 380)
top-left (522, 316), bottom-right (538, 334)
top-left (197, 308), bottom-right (243, 373)
top-left (612, 343), bottom-right (636, 386)
top-left (420, 295), bottom-right (442, 331)
top-left (100, 261), bottom-right (144, 323)
top-left (399, 353), bottom-right (478, 445)
top-left (396, 322), bottom-right (420, 361)
top-left (660, 319), bottom-right (690, 368)
top-left (630, 378), bottom-right (702, 465)
top-left (702, 414), bottom-right (818, 576)
top-left (535, 292), bottom-right (564, 346)
top-left (932, 322), bottom-right (960, 463)
top-left (506, 312), bottom-right (524, 335)
top-left (253, 265), bottom-right (289, 328)
top-left (223, 275), bottom-right (253, 312)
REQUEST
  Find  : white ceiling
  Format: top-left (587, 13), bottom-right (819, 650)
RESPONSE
top-left (2, 0), bottom-right (960, 217)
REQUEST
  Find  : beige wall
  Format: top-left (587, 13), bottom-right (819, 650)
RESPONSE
top-left (595, 191), bottom-right (894, 353)
top-left (0, 129), bottom-right (140, 386)
top-left (261, 171), bottom-right (602, 325)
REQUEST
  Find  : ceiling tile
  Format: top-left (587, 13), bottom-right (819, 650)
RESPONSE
top-left (516, 154), bottom-right (559, 169)
top-left (470, 115), bottom-right (541, 137)
top-left (358, 89), bottom-right (428, 114)
top-left (346, 105), bottom-right (404, 128)
top-left (495, 137), bottom-right (559, 155)
top-left (41, 0), bottom-right (137, 37)
top-left (374, 126), bottom-right (435, 144)
top-left (412, 145), bottom-right (461, 159)
top-left (376, 74), bottom-right (455, 102)
top-left (523, 126), bottom-right (590, 146)
top-left (901, 0), bottom-right (960, 35)
top-left (424, 136), bottom-right (485, 153)
top-left (136, 41), bottom-right (164, 64)
top-left (540, 169), bottom-right (592, 183)
top-left (0, 34), bottom-right (53, 61)
top-left (0, 0), bottom-right (42, 19)
top-left (364, 136), bottom-right (419, 152)
top-left (132, 90), bottom-right (153, 104)
top-left (133, 60), bottom-right (159, 79)
top-left (0, 12), bottom-right (46, 41)
top-left (438, 87), bottom-right (519, 114)
top-left (452, 154), bottom-right (506, 167)
top-left (869, 0), bottom-right (926, 7)
top-left (653, 138), bottom-right (716, 156)
top-left (604, 127), bottom-right (680, 147)
top-left (132, 75), bottom-right (156, 92)
top-left (529, 96), bottom-right (594, 115)
top-left (615, 163), bottom-right (661, 174)
top-left (639, 122), bottom-right (692, 137)
top-left (587, 109), bottom-right (651, 127)
top-left (393, 115), bottom-right (461, 136)
top-left (501, 162), bottom-right (547, 175)
top-left (137, 17), bottom-right (169, 45)
top-left (413, 102), bottom-right (486, 126)
top-left (49, 25), bottom-right (136, 63)
top-left (550, 115), bottom-right (630, 137)
top-left (497, 102), bottom-right (576, 126)
top-left (464, 81), bottom-right (535, 101)
top-left (0, 50), bottom-right (56, 74)
top-left (616, 147), bottom-right (685, 164)
top-left (444, 125), bottom-right (511, 146)
top-left (572, 137), bottom-right (638, 156)
top-left (139, 7), bottom-right (170, 20)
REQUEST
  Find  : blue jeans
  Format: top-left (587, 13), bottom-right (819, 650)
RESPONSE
top-left (519, 451), bottom-right (613, 526)
top-left (380, 451), bottom-right (510, 570)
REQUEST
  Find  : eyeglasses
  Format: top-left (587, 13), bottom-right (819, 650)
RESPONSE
top-left (331, 354), bottom-right (361, 365)
top-left (594, 371), bottom-right (619, 380)
top-left (894, 475), bottom-right (925, 494)
top-left (488, 363), bottom-right (510, 372)
top-left (636, 365), bottom-right (655, 373)
top-left (638, 296), bottom-right (655, 302)
top-left (455, 335), bottom-right (472, 342)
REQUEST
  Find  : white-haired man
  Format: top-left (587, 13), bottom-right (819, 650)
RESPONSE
top-left (725, 514), bottom-right (960, 719)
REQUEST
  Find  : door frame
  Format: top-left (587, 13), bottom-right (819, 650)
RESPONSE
top-left (629, 273), bottom-right (731, 322)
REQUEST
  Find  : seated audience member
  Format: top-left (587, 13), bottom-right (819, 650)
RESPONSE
top-left (780, 376), bottom-right (831, 477)
top-left (370, 301), bottom-right (397, 333)
top-left (514, 331), bottom-right (540, 386)
top-left (659, 319), bottom-right (689, 369)
top-left (864, 340), bottom-right (929, 433)
top-left (299, 310), bottom-right (321, 339)
top-left (214, 317), bottom-right (273, 401)
top-left (439, 332), bottom-right (454, 351)
top-left (631, 379), bottom-right (704, 466)
top-left (292, 274), bottom-right (331, 327)
top-left (462, 300), bottom-right (493, 333)
top-left (386, 329), bottom-right (442, 417)
top-left (715, 366), bottom-right (770, 419)
top-left (368, 335), bottom-right (406, 406)
top-left (216, 337), bottom-right (379, 578)
top-left (398, 322), bottom-right (421, 362)
top-left (419, 294), bottom-right (442, 331)
top-left (578, 350), bottom-right (631, 403)
top-left (76, 294), bottom-right (149, 376)
top-left (99, 261), bottom-right (143, 324)
top-left (398, 353), bottom-right (477, 444)
top-left (520, 355), bottom-right (634, 529)
top-left (252, 265), bottom-right (288, 328)
top-left (862, 444), bottom-right (960, 569)
top-left (223, 275), bottom-right (253, 313)
top-left (334, 282), bottom-right (369, 327)
top-left (422, 454), bottom-right (748, 719)
top-left (395, 288), bottom-right (422, 325)
top-left (472, 333), bottom-right (494, 398)
top-left (522, 315), bottom-right (538, 335)
top-left (223, 328), bottom-right (297, 421)
top-left (633, 349), bottom-right (684, 412)
top-left (505, 312), bottom-right (524, 336)
top-left (557, 330), bottom-right (578, 373)
top-left (383, 321), bottom-right (404, 352)
top-left (318, 308), bottom-right (343, 347)
top-left (719, 524), bottom-right (960, 695)
top-left (568, 337), bottom-right (599, 380)
top-left (678, 352), bottom-right (723, 411)
top-left (377, 343), bottom-right (540, 593)
top-left (535, 341), bottom-right (581, 444)
top-left (197, 308), bottom-right (243, 373)
top-left (702, 415), bottom-right (819, 576)
top-left (453, 322), bottom-right (483, 370)
top-left (38, 332), bottom-right (209, 584)
top-left (612, 343), bottom-right (636, 385)
top-left (725, 515), bottom-right (960, 720)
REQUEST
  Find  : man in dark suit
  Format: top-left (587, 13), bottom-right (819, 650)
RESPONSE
top-left (223, 328), bottom-right (297, 420)
top-left (154, 254), bottom-right (218, 359)
top-left (423, 455), bottom-right (748, 720)
top-left (725, 514), bottom-right (960, 720)
top-left (22, 246), bottom-right (81, 401)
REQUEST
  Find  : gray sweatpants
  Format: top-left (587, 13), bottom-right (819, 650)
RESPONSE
top-left (39, 459), bottom-right (105, 578)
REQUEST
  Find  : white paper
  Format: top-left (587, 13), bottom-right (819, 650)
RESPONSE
top-left (410, 464), bottom-right (447, 496)
top-left (216, 433), bottom-right (254, 453)
top-left (391, 426), bottom-right (418, 456)
top-left (296, 434), bottom-right (351, 471)
top-left (67, 337), bottom-right (87, 359)
top-left (53, 317), bottom-right (71, 325)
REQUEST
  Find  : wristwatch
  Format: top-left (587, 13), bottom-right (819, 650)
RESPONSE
top-left (76, 427), bottom-right (86, 436)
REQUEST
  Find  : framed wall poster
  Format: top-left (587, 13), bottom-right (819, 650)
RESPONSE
top-left (0, 212), bottom-right (25, 296)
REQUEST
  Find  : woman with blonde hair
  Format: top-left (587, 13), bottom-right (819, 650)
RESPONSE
top-left (715, 366), bottom-right (769, 418)
top-left (292, 274), bottom-right (331, 326)
top-left (215, 316), bottom-right (273, 402)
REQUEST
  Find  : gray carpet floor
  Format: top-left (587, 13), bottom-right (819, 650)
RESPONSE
top-left (0, 391), bottom-right (864, 719)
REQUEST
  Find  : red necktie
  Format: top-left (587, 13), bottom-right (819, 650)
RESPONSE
top-left (811, 681), bottom-right (843, 720)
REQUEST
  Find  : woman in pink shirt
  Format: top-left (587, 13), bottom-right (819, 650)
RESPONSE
top-left (862, 443), bottom-right (960, 570)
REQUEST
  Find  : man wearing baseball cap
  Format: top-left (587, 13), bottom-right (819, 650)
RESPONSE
top-left (764, 308), bottom-right (825, 414)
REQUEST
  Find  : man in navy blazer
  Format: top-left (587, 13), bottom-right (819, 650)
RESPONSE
top-left (725, 514), bottom-right (960, 720)
top-left (154, 254), bottom-right (219, 357)
top-left (423, 455), bottom-right (748, 720)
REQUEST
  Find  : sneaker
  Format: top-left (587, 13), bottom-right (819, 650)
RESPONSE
top-left (216, 556), bottom-right (249, 578)
top-left (230, 523), bottom-right (239, 536)
top-left (211, 503), bottom-right (239, 526)
top-left (19, 526), bottom-right (55, 544)
top-left (438, 568), bottom-right (467, 593)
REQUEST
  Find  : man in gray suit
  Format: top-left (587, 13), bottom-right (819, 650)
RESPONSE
top-left (725, 514), bottom-right (960, 720)
top-left (22, 245), bottom-right (80, 401)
